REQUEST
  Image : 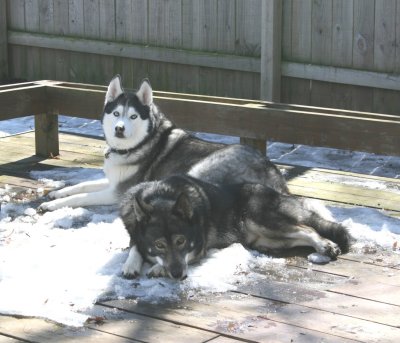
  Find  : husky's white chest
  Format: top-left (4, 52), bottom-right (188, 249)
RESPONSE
top-left (104, 155), bottom-right (139, 187)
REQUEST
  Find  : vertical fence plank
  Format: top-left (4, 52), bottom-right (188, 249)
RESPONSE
top-left (53, 0), bottom-right (69, 81)
top-left (236, 0), bottom-right (262, 56)
top-left (164, 0), bottom-right (182, 92)
top-left (261, 0), bottom-right (282, 102)
top-left (83, 0), bottom-right (101, 83)
top-left (374, 0), bottom-right (396, 72)
top-left (282, 0), bottom-right (292, 61)
top-left (129, 0), bottom-right (149, 87)
top-left (312, 0), bottom-right (332, 65)
top-left (286, 0), bottom-right (312, 107)
top-left (180, 0), bottom-right (200, 94)
top-left (396, 1), bottom-right (400, 73)
top-left (332, 0), bottom-right (353, 67)
top-left (99, 0), bottom-right (115, 85)
top-left (25, 0), bottom-right (41, 80)
top-left (216, 0), bottom-right (238, 98)
top-left (39, 0), bottom-right (56, 80)
top-left (116, 0), bottom-right (134, 87)
top-left (192, 0), bottom-right (218, 51)
top-left (352, 0), bottom-right (374, 112)
top-left (373, 0), bottom-right (396, 114)
top-left (353, 0), bottom-right (375, 69)
top-left (217, 0), bottom-right (235, 53)
top-left (193, 0), bottom-right (218, 95)
top-left (291, 0), bottom-right (312, 62)
top-left (234, 0), bottom-right (261, 100)
top-left (0, 0), bottom-right (8, 81)
top-left (310, 0), bottom-right (333, 108)
top-left (7, 0), bottom-right (26, 80)
top-left (68, 0), bottom-right (85, 82)
top-left (330, 0), bottom-right (354, 110)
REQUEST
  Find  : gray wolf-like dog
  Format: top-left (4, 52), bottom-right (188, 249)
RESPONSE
top-left (120, 175), bottom-right (351, 280)
top-left (39, 75), bottom-right (287, 211)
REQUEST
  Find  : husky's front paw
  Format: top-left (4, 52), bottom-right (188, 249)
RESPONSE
top-left (48, 190), bottom-right (62, 199)
top-left (48, 188), bottom-right (69, 199)
top-left (38, 200), bottom-right (60, 212)
top-left (147, 263), bottom-right (168, 278)
top-left (317, 240), bottom-right (341, 259)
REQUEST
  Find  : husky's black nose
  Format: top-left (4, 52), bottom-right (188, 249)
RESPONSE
top-left (115, 125), bottom-right (125, 137)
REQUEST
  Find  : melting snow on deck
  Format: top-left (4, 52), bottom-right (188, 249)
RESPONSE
top-left (0, 116), bottom-right (399, 326)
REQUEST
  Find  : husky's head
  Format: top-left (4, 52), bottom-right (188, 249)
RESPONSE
top-left (121, 182), bottom-right (206, 280)
top-left (102, 75), bottom-right (154, 150)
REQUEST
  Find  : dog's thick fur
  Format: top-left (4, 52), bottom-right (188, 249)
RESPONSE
top-left (120, 175), bottom-right (351, 280)
top-left (39, 76), bottom-right (287, 211)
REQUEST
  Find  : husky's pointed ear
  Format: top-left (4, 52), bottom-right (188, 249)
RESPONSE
top-left (133, 196), bottom-right (152, 222)
top-left (173, 192), bottom-right (193, 221)
top-left (136, 79), bottom-right (153, 106)
top-left (105, 75), bottom-right (124, 104)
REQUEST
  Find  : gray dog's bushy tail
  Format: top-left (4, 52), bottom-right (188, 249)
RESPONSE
top-left (312, 218), bottom-right (352, 253)
top-left (301, 199), bottom-right (352, 253)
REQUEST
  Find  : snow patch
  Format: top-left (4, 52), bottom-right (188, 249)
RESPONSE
top-left (1, 116), bottom-right (400, 327)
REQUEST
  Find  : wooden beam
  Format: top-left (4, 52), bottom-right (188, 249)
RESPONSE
top-left (0, 0), bottom-right (8, 81)
top-left (245, 0), bottom-right (282, 155)
top-left (42, 83), bottom-right (400, 156)
top-left (7, 30), bottom-right (260, 73)
top-left (8, 30), bottom-right (400, 92)
top-left (0, 84), bottom-right (47, 119)
top-left (3, 81), bottom-right (400, 157)
top-left (34, 113), bottom-right (59, 157)
top-left (282, 61), bottom-right (400, 91)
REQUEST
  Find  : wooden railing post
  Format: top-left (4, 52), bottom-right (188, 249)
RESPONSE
top-left (35, 113), bottom-right (59, 157)
top-left (0, 0), bottom-right (8, 81)
top-left (241, 0), bottom-right (282, 155)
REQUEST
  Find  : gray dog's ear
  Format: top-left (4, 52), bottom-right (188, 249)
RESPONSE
top-left (136, 79), bottom-right (153, 106)
top-left (105, 74), bottom-right (124, 104)
top-left (133, 196), bottom-right (152, 222)
top-left (173, 192), bottom-right (193, 221)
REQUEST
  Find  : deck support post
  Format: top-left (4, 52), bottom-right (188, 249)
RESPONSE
top-left (0, 0), bottom-right (9, 82)
top-left (34, 113), bottom-right (59, 157)
top-left (241, 0), bottom-right (282, 156)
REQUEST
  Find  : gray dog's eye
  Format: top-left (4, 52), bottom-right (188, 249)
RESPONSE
top-left (130, 114), bottom-right (138, 120)
top-left (113, 111), bottom-right (120, 117)
top-left (155, 241), bottom-right (165, 251)
top-left (176, 237), bottom-right (186, 247)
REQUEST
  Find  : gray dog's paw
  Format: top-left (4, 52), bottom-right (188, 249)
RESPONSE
top-left (317, 240), bottom-right (341, 259)
top-left (147, 264), bottom-right (168, 278)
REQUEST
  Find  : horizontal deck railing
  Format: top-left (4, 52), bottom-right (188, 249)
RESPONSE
top-left (1, 80), bottom-right (399, 158)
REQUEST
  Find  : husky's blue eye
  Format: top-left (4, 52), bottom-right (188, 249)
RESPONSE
top-left (130, 114), bottom-right (138, 120)
top-left (113, 111), bottom-right (120, 117)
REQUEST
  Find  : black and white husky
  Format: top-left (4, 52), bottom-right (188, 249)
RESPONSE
top-left (39, 75), bottom-right (287, 211)
top-left (120, 175), bottom-right (351, 280)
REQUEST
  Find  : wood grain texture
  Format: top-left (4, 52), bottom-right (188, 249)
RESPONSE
top-left (0, 0), bottom-right (8, 81)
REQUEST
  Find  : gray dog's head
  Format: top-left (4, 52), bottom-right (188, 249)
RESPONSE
top-left (120, 179), bottom-right (207, 280)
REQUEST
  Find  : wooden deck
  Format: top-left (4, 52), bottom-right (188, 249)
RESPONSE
top-left (1, 131), bottom-right (400, 343)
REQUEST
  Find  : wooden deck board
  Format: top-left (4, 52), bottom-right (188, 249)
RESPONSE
top-left (1, 131), bottom-right (399, 342)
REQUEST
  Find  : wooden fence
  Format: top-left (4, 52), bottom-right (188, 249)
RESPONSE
top-left (2, 0), bottom-right (400, 115)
